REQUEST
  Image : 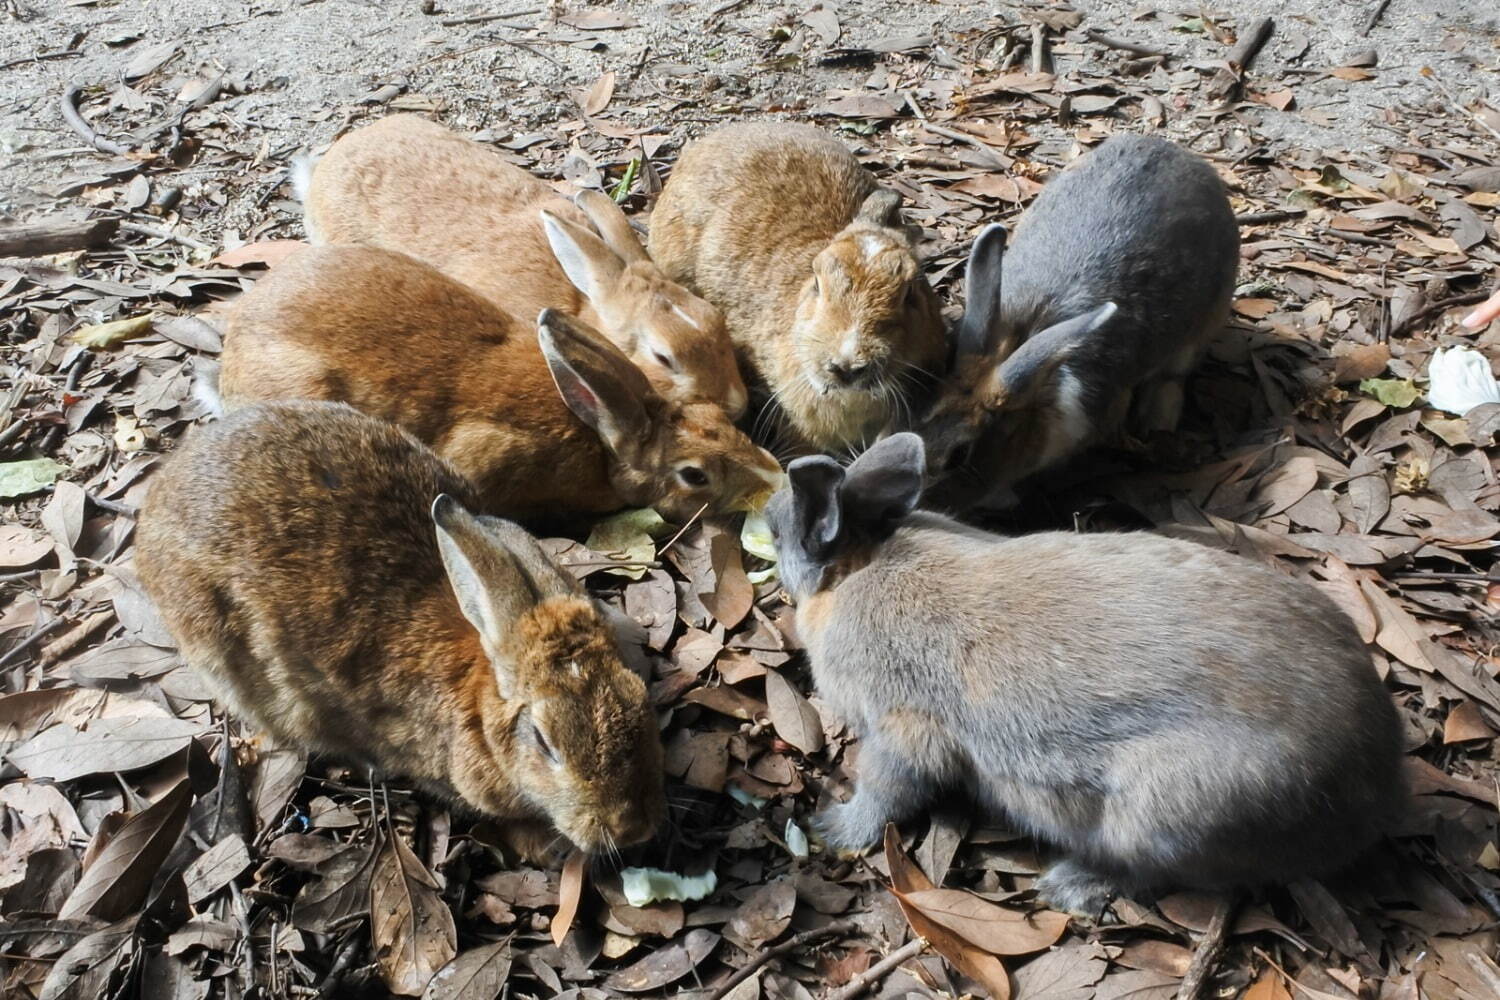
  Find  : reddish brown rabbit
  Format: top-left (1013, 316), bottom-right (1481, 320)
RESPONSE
top-left (217, 245), bottom-right (782, 525)
top-left (649, 121), bottom-right (946, 453)
top-left (136, 401), bottom-right (666, 862)
top-left (299, 114), bottom-right (748, 417)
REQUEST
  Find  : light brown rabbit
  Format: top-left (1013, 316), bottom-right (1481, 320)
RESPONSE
top-left (136, 401), bottom-right (666, 862)
top-left (649, 121), bottom-right (946, 454)
top-left (217, 246), bottom-right (780, 525)
top-left (299, 114), bottom-right (748, 417)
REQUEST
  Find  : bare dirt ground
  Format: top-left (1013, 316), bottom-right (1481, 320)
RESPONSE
top-left (3, 2), bottom-right (1500, 999)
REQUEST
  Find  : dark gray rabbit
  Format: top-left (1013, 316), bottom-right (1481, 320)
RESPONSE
top-left (920, 133), bottom-right (1239, 511)
top-left (766, 433), bottom-right (1403, 914)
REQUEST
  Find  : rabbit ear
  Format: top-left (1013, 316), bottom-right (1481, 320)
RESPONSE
top-left (989, 302), bottom-right (1118, 410)
top-left (537, 309), bottom-right (654, 458)
top-left (956, 224), bottom-right (1007, 360)
top-left (855, 188), bottom-right (902, 227)
top-left (787, 456), bottom-right (845, 556)
top-left (842, 433), bottom-right (925, 531)
top-left (432, 495), bottom-right (552, 679)
top-left (572, 190), bottom-right (650, 264)
top-left (541, 209), bottom-right (626, 302)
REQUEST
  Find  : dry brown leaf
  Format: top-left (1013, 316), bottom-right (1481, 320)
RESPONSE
top-left (884, 825), bottom-right (1013, 999)
top-left (763, 669), bottom-right (823, 754)
top-left (727, 877), bottom-right (796, 948)
top-left (209, 239), bottom-right (308, 269)
top-left (577, 70), bottom-right (617, 116)
top-left (1358, 577), bottom-right (1500, 711)
top-left (370, 832), bottom-right (458, 995)
top-left (421, 938), bottom-right (513, 1000)
top-left (901, 888), bottom-right (1069, 956)
top-left (604, 928), bottom-right (719, 992)
top-left (0, 524), bottom-right (54, 568)
top-left (1244, 969), bottom-right (1293, 1000)
top-left (700, 525), bottom-right (752, 628)
top-left (183, 834), bottom-right (250, 903)
top-left (59, 779), bottom-right (191, 920)
top-left (553, 849), bottom-right (586, 947)
top-left (1443, 701), bottom-right (1495, 743)
top-left (8, 716), bottom-right (204, 782)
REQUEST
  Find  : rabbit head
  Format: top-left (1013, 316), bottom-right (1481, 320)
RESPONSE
top-left (537, 309), bottom-right (783, 522)
top-left (766, 432), bottom-right (925, 600)
top-left (785, 191), bottom-right (944, 419)
top-left (433, 494), bottom-right (666, 850)
top-left (541, 192), bottom-right (748, 418)
top-left (919, 225), bottom-right (1118, 507)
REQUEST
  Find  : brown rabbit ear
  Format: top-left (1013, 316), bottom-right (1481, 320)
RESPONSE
top-left (540, 210), bottom-right (626, 302)
top-left (855, 188), bottom-right (903, 227)
top-left (572, 190), bottom-right (650, 264)
top-left (432, 495), bottom-right (551, 677)
top-left (536, 309), bottom-right (654, 458)
top-left (987, 302), bottom-right (1118, 411)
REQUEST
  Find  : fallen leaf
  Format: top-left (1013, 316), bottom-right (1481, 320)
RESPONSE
top-left (604, 928), bottom-right (719, 992)
top-left (1359, 378), bottom-right (1421, 408)
top-left (8, 716), bottom-right (204, 781)
top-left (209, 240), bottom-right (308, 269)
top-left (59, 779), bottom-right (192, 920)
top-left (0, 459), bottom-right (68, 499)
top-left (809, 93), bottom-right (901, 119)
top-left (71, 314), bottom-right (154, 349)
top-left (0, 524), bottom-right (54, 568)
top-left (559, 10), bottom-right (639, 29)
top-left (553, 850), bottom-right (586, 947)
top-left (1443, 701), bottom-right (1494, 743)
top-left (902, 888), bottom-right (1069, 956)
top-left (700, 525), bottom-right (752, 628)
top-left (885, 825), bottom-right (1013, 999)
top-left (763, 669), bottom-right (824, 754)
top-left (37, 916), bottom-right (138, 1000)
top-left (727, 877), bottom-right (796, 948)
top-left (183, 834), bottom-right (250, 903)
top-left (576, 70), bottom-right (617, 116)
top-left (1011, 945), bottom-right (1108, 999)
top-left (586, 507), bottom-right (667, 580)
top-left (123, 40), bottom-right (178, 79)
top-left (69, 640), bottom-right (179, 685)
top-left (370, 833), bottom-right (458, 995)
top-left (421, 938), bottom-right (513, 1000)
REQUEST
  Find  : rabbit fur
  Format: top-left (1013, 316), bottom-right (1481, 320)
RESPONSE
top-left (136, 401), bottom-right (666, 862)
top-left (765, 433), bottom-right (1404, 914)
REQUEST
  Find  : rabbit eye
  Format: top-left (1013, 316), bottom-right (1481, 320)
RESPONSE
top-left (652, 349), bottom-right (679, 373)
top-left (532, 722), bottom-right (560, 765)
top-left (677, 465), bottom-right (709, 488)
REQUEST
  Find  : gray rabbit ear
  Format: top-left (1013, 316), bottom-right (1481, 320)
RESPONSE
top-left (855, 188), bottom-right (902, 227)
top-left (842, 433), bottom-right (925, 530)
top-left (990, 301), bottom-right (1118, 410)
top-left (432, 495), bottom-right (543, 682)
top-left (956, 224), bottom-right (1007, 360)
top-left (787, 456), bottom-right (845, 556)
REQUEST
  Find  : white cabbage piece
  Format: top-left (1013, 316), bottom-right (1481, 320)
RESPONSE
top-left (620, 866), bottom-right (718, 906)
top-left (1426, 346), bottom-right (1500, 416)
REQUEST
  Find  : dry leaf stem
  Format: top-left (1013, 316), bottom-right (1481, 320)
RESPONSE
top-left (706, 919), bottom-right (860, 1000)
top-left (1084, 29), bottom-right (1168, 59)
top-left (826, 937), bottom-right (927, 1000)
top-left (1174, 893), bottom-right (1237, 1000)
top-left (60, 83), bottom-right (134, 156)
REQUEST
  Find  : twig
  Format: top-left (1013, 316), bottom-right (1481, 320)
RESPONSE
top-left (0, 419), bottom-right (26, 451)
top-left (1362, 0), bottom-right (1394, 35)
top-left (1175, 893), bottom-right (1237, 1000)
top-left (36, 610), bottom-right (114, 668)
top-left (0, 49), bottom-right (83, 73)
top-left (826, 938), bottom-right (926, 1000)
top-left (565, 559), bottom-right (664, 571)
top-left (0, 616), bottom-right (68, 671)
top-left (1085, 29), bottom-right (1168, 59)
top-left (919, 123), bottom-right (1009, 170)
top-left (316, 933), bottom-right (366, 997)
top-left (1208, 16), bottom-right (1274, 101)
top-left (1425, 73), bottom-right (1500, 144)
top-left (1390, 289), bottom-right (1491, 338)
top-left (439, 7), bottom-right (541, 26)
top-left (707, 921), bottom-right (860, 1000)
top-left (0, 217), bottom-right (119, 257)
top-left (39, 352), bottom-right (92, 454)
top-left (1322, 227), bottom-right (1386, 248)
top-left (657, 502), bottom-right (711, 559)
top-left (0, 570), bottom-right (42, 585)
top-left (1236, 208), bottom-right (1305, 227)
top-left (85, 491), bottom-right (137, 517)
top-left (61, 84), bottom-right (133, 156)
top-left (118, 220), bottom-right (211, 252)
top-left (1029, 21), bottom-right (1049, 75)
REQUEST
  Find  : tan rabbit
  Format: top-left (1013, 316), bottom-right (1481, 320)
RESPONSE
top-left (217, 246), bottom-right (782, 525)
top-left (136, 401), bottom-right (666, 862)
top-left (648, 121), bottom-right (946, 454)
top-left (299, 114), bottom-right (748, 417)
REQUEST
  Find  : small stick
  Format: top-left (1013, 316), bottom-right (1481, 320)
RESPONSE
top-left (118, 220), bottom-right (211, 252)
top-left (1389, 289), bottom-right (1491, 337)
top-left (60, 84), bottom-right (132, 156)
top-left (37, 610), bottom-right (114, 668)
top-left (1208, 16), bottom-right (1274, 101)
top-left (657, 502), bottom-right (711, 559)
top-left (1175, 893), bottom-right (1238, 1000)
top-left (0, 420), bottom-right (26, 451)
top-left (1235, 208), bottom-right (1305, 226)
top-left (39, 352), bottom-right (92, 454)
top-left (826, 937), bottom-right (926, 1000)
top-left (85, 491), bottom-right (137, 517)
top-left (1085, 29), bottom-right (1168, 59)
top-left (1029, 21), bottom-right (1049, 75)
top-left (707, 921), bottom-right (860, 1000)
top-left (0, 616), bottom-right (68, 671)
top-left (0, 49), bottom-right (84, 73)
top-left (1361, 0), bottom-right (1393, 35)
top-left (564, 559), bottom-right (664, 571)
top-left (439, 7), bottom-right (541, 26)
top-left (920, 123), bottom-right (1009, 170)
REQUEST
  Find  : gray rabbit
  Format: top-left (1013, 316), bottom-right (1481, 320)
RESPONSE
top-left (919, 133), bottom-right (1239, 511)
top-left (766, 433), bottom-right (1403, 914)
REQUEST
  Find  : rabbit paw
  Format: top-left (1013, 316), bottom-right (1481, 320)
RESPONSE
top-left (813, 801), bottom-right (884, 855)
top-left (1034, 860), bottom-right (1119, 920)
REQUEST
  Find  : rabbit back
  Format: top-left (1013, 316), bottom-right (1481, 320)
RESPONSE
top-left (1001, 134), bottom-right (1238, 387)
top-left (803, 521), bottom-right (1401, 889)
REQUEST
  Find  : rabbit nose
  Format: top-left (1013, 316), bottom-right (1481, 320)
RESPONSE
top-left (826, 359), bottom-right (872, 385)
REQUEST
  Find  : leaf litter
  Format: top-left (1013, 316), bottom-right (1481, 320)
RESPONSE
top-left (2, 1), bottom-right (1499, 998)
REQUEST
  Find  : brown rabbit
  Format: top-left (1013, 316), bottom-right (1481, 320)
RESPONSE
top-left (136, 401), bottom-right (666, 862)
top-left (649, 121), bottom-right (946, 454)
top-left (217, 245), bottom-right (782, 525)
top-left (299, 114), bottom-right (748, 417)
